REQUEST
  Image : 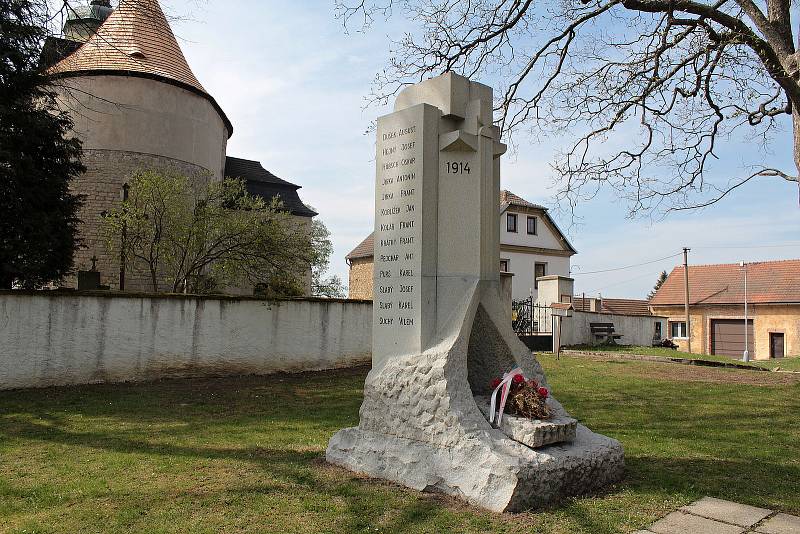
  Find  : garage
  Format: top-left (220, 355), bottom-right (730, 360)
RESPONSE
top-left (711, 319), bottom-right (754, 358)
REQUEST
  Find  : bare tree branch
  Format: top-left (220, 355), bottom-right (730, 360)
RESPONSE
top-left (337, 0), bottom-right (800, 215)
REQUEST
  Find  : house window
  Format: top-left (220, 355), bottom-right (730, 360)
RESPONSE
top-left (527, 216), bottom-right (538, 235)
top-left (507, 213), bottom-right (518, 233)
top-left (534, 263), bottom-right (546, 289)
top-left (500, 259), bottom-right (509, 273)
top-left (670, 321), bottom-right (687, 339)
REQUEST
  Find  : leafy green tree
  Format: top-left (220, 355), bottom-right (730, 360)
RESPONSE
top-left (308, 214), bottom-right (347, 298)
top-left (102, 169), bottom-right (326, 295)
top-left (648, 270), bottom-right (668, 301)
top-left (0, 0), bottom-right (84, 289)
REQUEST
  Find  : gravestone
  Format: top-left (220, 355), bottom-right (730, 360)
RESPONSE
top-left (77, 255), bottom-right (101, 290)
top-left (327, 72), bottom-right (624, 512)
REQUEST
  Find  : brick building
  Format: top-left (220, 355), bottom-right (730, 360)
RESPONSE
top-left (43, 0), bottom-right (315, 293)
top-left (650, 259), bottom-right (800, 360)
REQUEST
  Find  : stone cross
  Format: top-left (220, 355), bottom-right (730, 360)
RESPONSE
top-left (327, 73), bottom-right (624, 512)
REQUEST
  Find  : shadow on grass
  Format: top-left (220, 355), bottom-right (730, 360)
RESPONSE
top-left (3, 401), bottom-right (799, 514)
top-left (1, 362), bottom-right (799, 529)
top-left (0, 414), bottom-right (455, 531)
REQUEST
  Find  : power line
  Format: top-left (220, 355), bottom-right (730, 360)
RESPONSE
top-left (572, 252), bottom-right (682, 276)
top-left (572, 241), bottom-right (800, 277)
top-left (581, 266), bottom-right (667, 295)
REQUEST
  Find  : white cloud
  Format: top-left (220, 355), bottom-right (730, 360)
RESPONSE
top-left (162, 0), bottom-right (800, 295)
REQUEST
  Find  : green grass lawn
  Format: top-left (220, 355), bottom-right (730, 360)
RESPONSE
top-left (565, 344), bottom-right (800, 371)
top-left (1, 355), bottom-right (799, 533)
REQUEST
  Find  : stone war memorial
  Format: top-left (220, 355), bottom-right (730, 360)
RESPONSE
top-left (327, 72), bottom-right (624, 512)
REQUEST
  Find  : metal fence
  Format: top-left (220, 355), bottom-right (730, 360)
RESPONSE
top-left (512, 297), bottom-right (553, 336)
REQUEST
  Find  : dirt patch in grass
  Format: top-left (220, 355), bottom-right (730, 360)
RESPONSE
top-left (581, 356), bottom-right (800, 386)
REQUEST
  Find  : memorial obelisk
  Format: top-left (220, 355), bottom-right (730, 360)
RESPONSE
top-left (327, 72), bottom-right (624, 512)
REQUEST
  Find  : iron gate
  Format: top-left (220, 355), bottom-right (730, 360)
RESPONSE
top-left (512, 297), bottom-right (553, 335)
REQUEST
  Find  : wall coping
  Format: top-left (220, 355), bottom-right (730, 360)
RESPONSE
top-left (571, 309), bottom-right (668, 320)
top-left (0, 289), bottom-right (372, 305)
top-left (651, 302), bottom-right (800, 307)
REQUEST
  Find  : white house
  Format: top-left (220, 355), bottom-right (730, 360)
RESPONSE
top-left (346, 190), bottom-right (576, 301)
top-left (498, 191), bottom-right (576, 301)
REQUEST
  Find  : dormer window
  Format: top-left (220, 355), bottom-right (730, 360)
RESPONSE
top-left (127, 48), bottom-right (146, 59)
top-left (507, 213), bottom-right (518, 233)
top-left (527, 216), bottom-right (537, 235)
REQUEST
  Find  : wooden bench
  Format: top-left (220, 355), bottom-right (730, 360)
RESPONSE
top-left (590, 322), bottom-right (623, 344)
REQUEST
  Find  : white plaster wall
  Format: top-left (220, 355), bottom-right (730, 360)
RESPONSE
top-left (0, 293), bottom-right (372, 390)
top-left (56, 76), bottom-right (229, 178)
top-left (501, 251), bottom-right (571, 301)
top-left (501, 211), bottom-right (564, 249)
top-left (559, 310), bottom-right (668, 347)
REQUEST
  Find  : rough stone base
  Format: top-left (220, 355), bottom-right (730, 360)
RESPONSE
top-left (328, 281), bottom-right (624, 512)
top-left (327, 423), bottom-right (624, 513)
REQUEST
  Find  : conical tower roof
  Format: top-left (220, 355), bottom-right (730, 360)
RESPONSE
top-left (50, 0), bottom-right (232, 135)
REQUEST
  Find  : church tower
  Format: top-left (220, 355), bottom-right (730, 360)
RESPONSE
top-left (48, 0), bottom-right (232, 290)
top-left (62, 0), bottom-right (114, 42)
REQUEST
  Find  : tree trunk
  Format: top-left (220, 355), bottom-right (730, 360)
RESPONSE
top-left (794, 107), bottom-right (800, 204)
top-left (150, 267), bottom-right (158, 293)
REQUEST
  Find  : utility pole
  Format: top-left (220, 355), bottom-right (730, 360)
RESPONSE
top-left (683, 248), bottom-right (692, 353)
top-left (740, 261), bottom-right (750, 362)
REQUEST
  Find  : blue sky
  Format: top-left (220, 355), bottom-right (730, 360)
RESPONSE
top-left (163, 0), bottom-right (800, 299)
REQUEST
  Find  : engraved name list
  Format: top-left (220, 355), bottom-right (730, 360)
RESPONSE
top-left (375, 120), bottom-right (421, 331)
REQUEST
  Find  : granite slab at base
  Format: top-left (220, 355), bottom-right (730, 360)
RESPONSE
top-left (756, 513), bottom-right (800, 534)
top-left (327, 423), bottom-right (624, 513)
top-left (474, 396), bottom-right (577, 449)
top-left (680, 497), bottom-right (772, 528)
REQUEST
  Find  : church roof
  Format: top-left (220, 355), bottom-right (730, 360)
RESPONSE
top-left (49, 0), bottom-right (232, 136)
top-left (225, 157), bottom-right (318, 218)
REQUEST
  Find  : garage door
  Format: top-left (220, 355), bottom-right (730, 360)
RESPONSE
top-left (711, 319), bottom-right (754, 357)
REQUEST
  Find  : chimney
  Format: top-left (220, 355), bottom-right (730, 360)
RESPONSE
top-left (590, 295), bottom-right (603, 313)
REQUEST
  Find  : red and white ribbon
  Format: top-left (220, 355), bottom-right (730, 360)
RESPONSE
top-left (489, 367), bottom-right (524, 425)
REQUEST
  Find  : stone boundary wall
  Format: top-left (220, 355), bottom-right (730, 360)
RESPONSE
top-left (0, 291), bottom-right (372, 390)
top-left (560, 309), bottom-right (667, 347)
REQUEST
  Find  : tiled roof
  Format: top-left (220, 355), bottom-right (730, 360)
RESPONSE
top-left (500, 190), bottom-right (547, 211)
top-left (650, 259), bottom-right (800, 306)
top-left (49, 0), bottom-right (232, 135)
top-left (573, 297), bottom-right (652, 316)
top-left (226, 157), bottom-right (296, 188)
top-left (347, 233), bottom-right (375, 261)
top-left (225, 157), bottom-right (317, 218)
top-left (51, 0), bottom-right (203, 89)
